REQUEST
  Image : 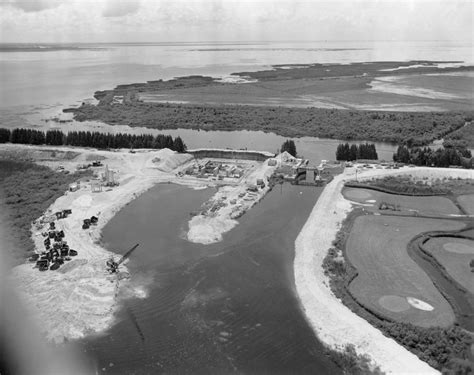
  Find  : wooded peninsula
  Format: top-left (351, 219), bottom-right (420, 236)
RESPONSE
top-left (64, 61), bottom-right (474, 148)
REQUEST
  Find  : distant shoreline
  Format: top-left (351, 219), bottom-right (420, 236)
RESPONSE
top-left (62, 60), bottom-right (474, 147)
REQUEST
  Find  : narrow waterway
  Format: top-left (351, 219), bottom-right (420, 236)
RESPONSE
top-left (1, 104), bottom-right (399, 164)
top-left (81, 183), bottom-right (341, 374)
top-left (409, 235), bottom-right (474, 331)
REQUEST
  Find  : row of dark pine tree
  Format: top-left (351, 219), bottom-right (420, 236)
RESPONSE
top-left (0, 128), bottom-right (187, 152)
top-left (280, 139), bottom-right (297, 157)
top-left (393, 145), bottom-right (472, 168)
top-left (335, 143), bottom-right (378, 161)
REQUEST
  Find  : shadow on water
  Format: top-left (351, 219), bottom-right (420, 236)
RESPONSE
top-left (82, 183), bottom-right (341, 374)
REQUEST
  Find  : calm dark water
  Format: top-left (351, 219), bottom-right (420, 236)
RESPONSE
top-left (82, 183), bottom-right (341, 374)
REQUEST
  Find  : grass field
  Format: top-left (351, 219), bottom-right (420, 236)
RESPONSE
top-left (346, 215), bottom-right (465, 327)
top-left (0, 159), bottom-right (87, 262)
top-left (457, 194), bottom-right (474, 215)
top-left (422, 236), bottom-right (474, 293)
top-left (342, 188), bottom-right (461, 217)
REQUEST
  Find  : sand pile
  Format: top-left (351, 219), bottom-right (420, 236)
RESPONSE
top-left (9, 147), bottom-right (195, 342)
top-left (11, 259), bottom-right (116, 343)
top-left (151, 149), bottom-right (193, 172)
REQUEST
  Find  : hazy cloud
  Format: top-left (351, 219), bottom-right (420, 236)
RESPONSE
top-left (102, 0), bottom-right (141, 18)
top-left (3, 0), bottom-right (62, 13)
top-left (0, 0), bottom-right (471, 43)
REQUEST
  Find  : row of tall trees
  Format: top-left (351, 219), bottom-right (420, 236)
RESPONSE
top-left (0, 128), bottom-right (187, 152)
top-left (336, 143), bottom-right (378, 161)
top-left (69, 99), bottom-right (470, 146)
top-left (280, 139), bottom-right (297, 157)
top-left (393, 145), bottom-right (472, 168)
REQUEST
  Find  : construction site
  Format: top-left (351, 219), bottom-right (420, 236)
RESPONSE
top-left (6, 143), bottom-right (334, 342)
top-left (15, 144), bottom-right (341, 272)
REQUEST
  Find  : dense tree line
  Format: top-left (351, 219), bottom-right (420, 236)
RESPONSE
top-left (10, 128), bottom-right (45, 145)
top-left (280, 139), bottom-right (297, 157)
top-left (352, 176), bottom-right (449, 195)
top-left (393, 145), bottom-right (472, 168)
top-left (381, 323), bottom-right (472, 373)
top-left (0, 128), bottom-right (187, 152)
top-left (66, 102), bottom-right (472, 146)
top-left (443, 120), bottom-right (473, 149)
top-left (0, 128), bottom-right (12, 143)
top-left (336, 143), bottom-right (378, 161)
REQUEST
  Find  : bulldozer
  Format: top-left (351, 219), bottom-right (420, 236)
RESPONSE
top-left (106, 244), bottom-right (140, 273)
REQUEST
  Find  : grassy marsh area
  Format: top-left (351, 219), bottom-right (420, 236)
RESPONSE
top-left (65, 61), bottom-right (474, 147)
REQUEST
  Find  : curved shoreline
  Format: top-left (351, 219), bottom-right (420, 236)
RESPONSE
top-left (294, 166), bottom-right (474, 373)
top-left (9, 147), bottom-right (197, 342)
top-left (6, 144), bottom-right (276, 342)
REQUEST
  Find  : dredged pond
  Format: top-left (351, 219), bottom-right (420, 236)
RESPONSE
top-left (81, 183), bottom-right (341, 374)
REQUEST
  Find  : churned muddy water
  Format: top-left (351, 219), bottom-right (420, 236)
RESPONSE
top-left (82, 183), bottom-right (341, 374)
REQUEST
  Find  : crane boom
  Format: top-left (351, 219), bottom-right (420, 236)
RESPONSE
top-left (117, 243), bottom-right (140, 266)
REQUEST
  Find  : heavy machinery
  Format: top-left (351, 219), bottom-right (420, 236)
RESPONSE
top-left (36, 259), bottom-right (49, 271)
top-left (106, 244), bottom-right (140, 273)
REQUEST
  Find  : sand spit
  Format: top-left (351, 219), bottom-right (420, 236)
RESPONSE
top-left (294, 166), bottom-right (474, 374)
top-left (187, 157), bottom-right (278, 244)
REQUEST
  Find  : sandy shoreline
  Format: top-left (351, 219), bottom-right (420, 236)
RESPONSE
top-left (294, 166), bottom-right (474, 373)
top-left (9, 147), bottom-right (190, 342)
top-left (6, 145), bottom-right (275, 342)
top-left (6, 141), bottom-right (472, 369)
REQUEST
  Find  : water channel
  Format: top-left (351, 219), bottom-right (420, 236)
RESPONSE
top-left (81, 182), bottom-right (341, 374)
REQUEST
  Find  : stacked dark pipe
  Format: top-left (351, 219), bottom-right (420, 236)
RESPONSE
top-left (30, 209), bottom-right (78, 271)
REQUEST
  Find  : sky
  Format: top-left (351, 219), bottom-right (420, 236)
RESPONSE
top-left (0, 0), bottom-right (472, 43)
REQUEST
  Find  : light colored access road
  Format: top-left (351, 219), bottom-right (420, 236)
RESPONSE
top-left (294, 166), bottom-right (474, 374)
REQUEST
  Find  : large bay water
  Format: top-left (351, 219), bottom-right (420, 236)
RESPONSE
top-left (2, 41), bottom-right (472, 372)
top-left (1, 40), bottom-right (472, 163)
top-left (1, 40), bottom-right (472, 108)
top-left (84, 182), bottom-right (341, 374)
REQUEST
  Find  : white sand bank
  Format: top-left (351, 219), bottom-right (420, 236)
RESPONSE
top-left (8, 147), bottom-right (195, 342)
top-left (187, 156), bottom-right (279, 244)
top-left (294, 166), bottom-right (474, 373)
top-left (7, 145), bottom-right (281, 342)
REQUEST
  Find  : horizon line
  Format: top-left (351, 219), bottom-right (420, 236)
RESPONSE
top-left (0, 39), bottom-right (471, 45)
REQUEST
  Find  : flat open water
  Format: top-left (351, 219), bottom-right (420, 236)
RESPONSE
top-left (1, 40), bottom-right (472, 162)
top-left (83, 182), bottom-right (341, 374)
